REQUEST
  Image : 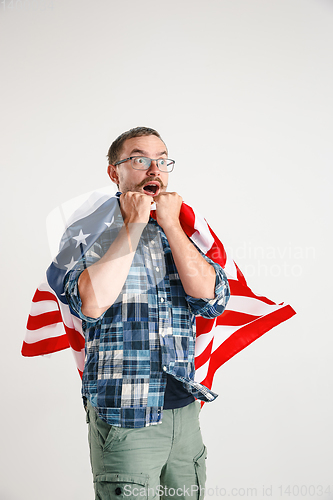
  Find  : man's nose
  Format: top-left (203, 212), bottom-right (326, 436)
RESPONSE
top-left (147, 160), bottom-right (160, 176)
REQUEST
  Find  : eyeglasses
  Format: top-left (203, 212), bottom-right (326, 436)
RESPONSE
top-left (114, 156), bottom-right (175, 173)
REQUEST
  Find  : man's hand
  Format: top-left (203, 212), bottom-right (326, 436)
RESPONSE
top-left (155, 192), bottom-right (183, 230)
top-left (120, 191), bottom-right (152, 225)
top-left (154, 191), bottom-right (216, 299)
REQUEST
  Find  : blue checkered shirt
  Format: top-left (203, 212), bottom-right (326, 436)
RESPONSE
top-left (65, 207), bottom-right (230, 428)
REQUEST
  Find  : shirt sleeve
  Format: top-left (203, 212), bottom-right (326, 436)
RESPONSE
top-left (63, 239), bottom-right (107, 324)
top-left (186, 253), bottom-right (230, 319)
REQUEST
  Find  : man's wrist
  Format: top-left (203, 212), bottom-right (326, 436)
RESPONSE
top-left (160, 219), bottom-right (182, 236)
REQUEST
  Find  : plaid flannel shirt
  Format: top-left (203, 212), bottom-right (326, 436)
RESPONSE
top-left (65, 207), bottom-right (230, 428)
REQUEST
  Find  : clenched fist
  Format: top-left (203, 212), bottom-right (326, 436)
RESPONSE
top-left (155, 192), bottom-right (183, 230)
top-left (120, 192), bottom-right (152, 225)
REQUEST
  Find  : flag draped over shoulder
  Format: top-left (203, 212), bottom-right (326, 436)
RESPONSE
top-left (22, 193), bottom-right (296, 390)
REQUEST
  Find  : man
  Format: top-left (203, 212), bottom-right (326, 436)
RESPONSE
top-left (64, 127), bottom-right (230, 500)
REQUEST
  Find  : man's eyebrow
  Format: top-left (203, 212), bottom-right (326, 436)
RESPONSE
top-left (129, 148), bottom-right (168, 157)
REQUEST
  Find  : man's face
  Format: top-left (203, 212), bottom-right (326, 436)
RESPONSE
top-left (108, 135), bottom-right (169, 198)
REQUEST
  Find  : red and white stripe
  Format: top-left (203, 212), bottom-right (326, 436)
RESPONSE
top-left (23, 279), bottom-right (85, 376)
top-left (179, 203), bottom-right (295, 390)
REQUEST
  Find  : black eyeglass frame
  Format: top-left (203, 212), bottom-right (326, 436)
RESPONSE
top-left (114, 156), bottom-right (175, 173)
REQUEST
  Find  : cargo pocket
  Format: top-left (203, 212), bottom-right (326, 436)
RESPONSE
top-left (94, 473), bottom-right (149, 500)
top-left (193, 445), bottom-right (207, 500)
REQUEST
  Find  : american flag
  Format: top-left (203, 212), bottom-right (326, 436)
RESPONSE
top-left (22, 193), bottom-right (296, 390)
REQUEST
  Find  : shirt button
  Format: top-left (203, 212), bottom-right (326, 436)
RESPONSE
top-left (163, 366), bottom-right (167, 371)
top-left (160, 297), bottom-right (164, 303)
top-left (155, 266), bottom-right (160, 272)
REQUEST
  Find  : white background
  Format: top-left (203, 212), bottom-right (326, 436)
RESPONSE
top-left (1, 0), bottom-right (332, 499)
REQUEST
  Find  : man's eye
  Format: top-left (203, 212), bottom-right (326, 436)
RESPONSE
top-left (159, 159), bottom-right (165, 165)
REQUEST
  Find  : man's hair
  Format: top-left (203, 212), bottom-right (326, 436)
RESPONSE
top-left (107, 127), bottom-right (165, 165)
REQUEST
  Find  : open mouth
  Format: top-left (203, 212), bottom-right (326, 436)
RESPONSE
top-left (142, 183), bottom-right (160, 196)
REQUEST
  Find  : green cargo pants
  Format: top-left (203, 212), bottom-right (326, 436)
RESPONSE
top-left (86, 401), bottom-right (207, 500)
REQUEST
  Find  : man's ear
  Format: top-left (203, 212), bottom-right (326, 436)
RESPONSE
top-left (108, 164), bottom-right (119, 185)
